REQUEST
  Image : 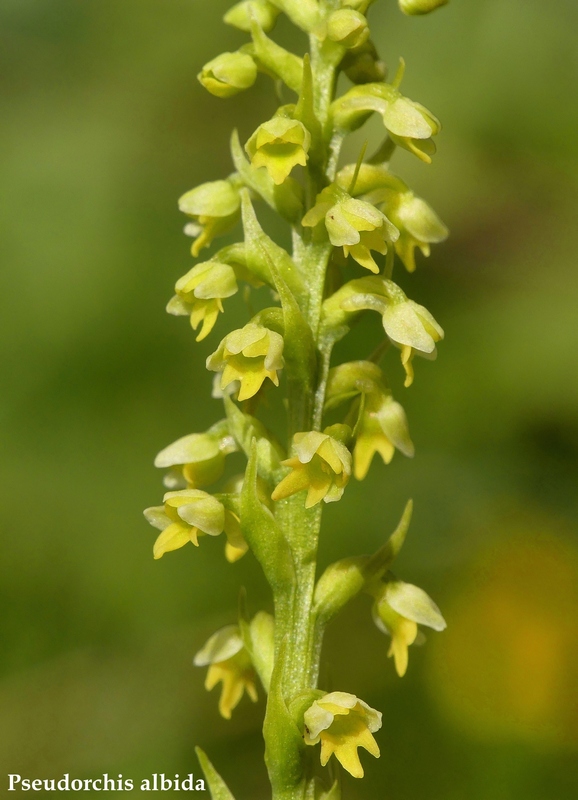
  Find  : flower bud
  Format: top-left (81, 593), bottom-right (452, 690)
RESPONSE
top-left (167, 261), bottom-right (238, 341)
top-left (326, 10), bottom-right (370, 49)
top-left (206, 323), bottom-right (285, 402)
top-left (303, 692), bottom-right (382, 778)
top-left (194, 625), bottom-right (258, 719)
top-left (325, 360), bottom-right (385, 408)
top-left (179, 180), bottom-right (241, 257)
top-left (314, 556), bottom-right (369, 622)
top-left (246, 117), bottom-right (311, 185)
top-left (399, 0), bottom-right (449, 16)
top-left (224, 0), bottom-right (280, 33)
top-left (373, 578), bottom-right (446, 676)
top-left (340, 40), bottom-right (387, 85)
top-left (272, 429), bottom-right (352, 508)
top-left (198, 51), bottom-right (257, 98)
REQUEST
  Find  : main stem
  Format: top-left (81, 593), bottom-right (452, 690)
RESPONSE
top-left (267, 34), bottom-right (341, 800)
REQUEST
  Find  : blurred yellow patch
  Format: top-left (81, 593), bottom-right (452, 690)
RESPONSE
top-left (428, 516), bottom-right (578, 749)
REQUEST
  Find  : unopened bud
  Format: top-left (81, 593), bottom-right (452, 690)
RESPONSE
top-left (399, 0), bottom-right (449, 16)
top-left (326, 10), bottom-right (370, 50)
top-left (198, 51), bottom-right (257, 98)
top-left (224, 0), bottom-right (280, 33)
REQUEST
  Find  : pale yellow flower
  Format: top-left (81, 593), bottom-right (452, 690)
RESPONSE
top-left (272, 430), bottom-right (351, 508)
top-left (304, 691), bottom-right (382, 778)
top-left (144, 489), bottom-right (247, 562)
top-left (206, 323), bottom-right (284, 402)
top-left (194, 625), bottom-right (258, 719)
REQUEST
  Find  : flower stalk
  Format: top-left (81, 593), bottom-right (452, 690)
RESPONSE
top-left (145, 1), bottom-right (451, 797)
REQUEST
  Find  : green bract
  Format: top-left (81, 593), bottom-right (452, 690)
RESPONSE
top-left (146, 0), bottom-right (453, 795)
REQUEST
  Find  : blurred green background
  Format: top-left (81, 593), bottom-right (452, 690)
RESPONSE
top-left (2, 0), bottom-right (578, 797)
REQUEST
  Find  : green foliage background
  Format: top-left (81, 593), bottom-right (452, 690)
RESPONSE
top-left (2, 0), bottom-right (578, 797)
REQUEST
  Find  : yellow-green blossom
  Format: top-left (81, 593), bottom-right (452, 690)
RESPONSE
top-left (206, 323), bottom-right (284, 402)
top-left (179, 180), bottom-right (241, 257)
top-left (381, 297), bottom-right (444, 387)
top-left (365, 187), bottom-right (448, 273)
top-left (384, 93), bottom-right (440, 163)
top-left (144, 489), bottom-right (247, 562)
top-left (166, 261), bottom-right (238, 341)
top-left (302, 188), bottom-right (399, 273)
top-left (245, 117), bottom-right (311, 185)
top-left (353, 393), bottom-right (414, 480)
top-left (272, 429), bottom-right (351, 508)
top-left (373, 579), bottom-right (446, 676)
top-left (303, 691), bottom-right (382, 778)
top-left (153, 428), bottom-right (237, 490)
top-left (333, 83), bottom-right (440, 163)
top-left (194, 625), bottom-right (258, 719)
top-left (198, 51), bottom-right (257, 98)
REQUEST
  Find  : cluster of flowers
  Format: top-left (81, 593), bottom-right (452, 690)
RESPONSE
top-left (146, 0), bottom-right (449, 790)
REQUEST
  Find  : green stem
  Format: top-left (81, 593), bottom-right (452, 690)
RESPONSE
top-left (267, 24), bottom-right (345, 800)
